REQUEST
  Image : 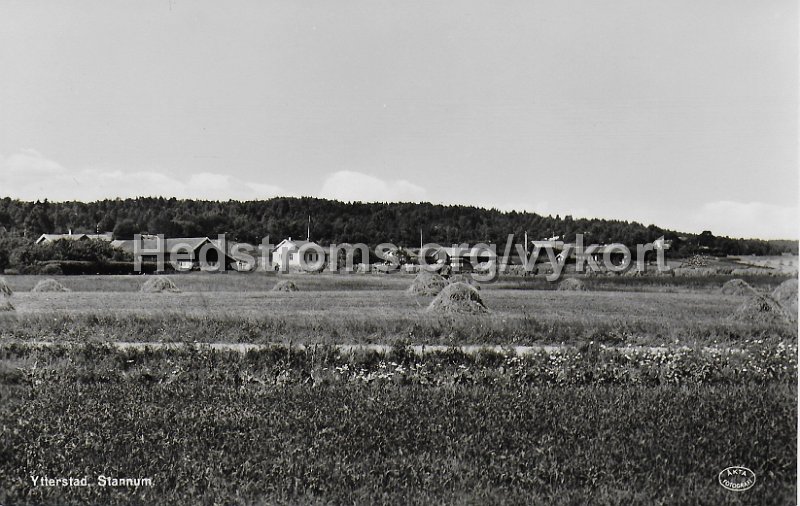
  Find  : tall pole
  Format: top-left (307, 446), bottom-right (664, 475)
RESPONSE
top-left (307, 216), bottom-right (311, 241)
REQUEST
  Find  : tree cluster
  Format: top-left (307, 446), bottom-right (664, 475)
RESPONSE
top-left (0, 197), bottom-right (795, 261)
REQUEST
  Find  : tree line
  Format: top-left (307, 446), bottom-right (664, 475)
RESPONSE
top-left (0, 197), bottom-right (795, 266)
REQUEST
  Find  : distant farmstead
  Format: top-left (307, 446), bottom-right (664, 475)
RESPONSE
top-left (111, 236), bottom-right (229, 271)
top-left (35, 232), bottom-right (114, 244)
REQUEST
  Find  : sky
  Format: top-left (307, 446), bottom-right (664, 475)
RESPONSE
top-left (0, 0), bottom-right (797, 239)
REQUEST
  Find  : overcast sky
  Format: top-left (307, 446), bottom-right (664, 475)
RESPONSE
top-left (0, 0), bottom-right (797, 239)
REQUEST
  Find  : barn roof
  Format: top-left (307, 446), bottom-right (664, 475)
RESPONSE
top-left (273, 238), bottom-right (319, 251)
top-left (111, 237), bottom-right (218, 255)
top-left (36, 232), bottom-right (113, 244)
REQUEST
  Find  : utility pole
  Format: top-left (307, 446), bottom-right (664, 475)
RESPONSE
top-left (307, 216), bottom-right (311, 241)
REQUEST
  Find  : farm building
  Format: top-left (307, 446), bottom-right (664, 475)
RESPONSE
top-left (556, 244), bottom-right (629, 266)
top-left (427, 246), bottom-right (495, 273)
top-left (230, 244), bottom-right (258, 272)
top-left (531, 239), bottom-right (566, 251)
top-left (111, 236), bottom-right (230, 271)
top-left (273, 238), bottom-right (326, 271)
top-left (35, 231), bottom-right (114, 244)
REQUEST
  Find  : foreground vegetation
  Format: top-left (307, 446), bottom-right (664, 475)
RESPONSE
top-left (0, 273), bottom-right (795, 504)
top-left (0, 343), bottom-right (795, 505)
top-left (1, 309), bottom-right (795, 349)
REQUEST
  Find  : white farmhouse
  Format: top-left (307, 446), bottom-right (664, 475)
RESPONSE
top-left (272, 237), bottom-right (326, 272)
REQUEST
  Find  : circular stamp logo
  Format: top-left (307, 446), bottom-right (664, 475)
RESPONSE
top-left (718, 466), bottom-right (756, 492)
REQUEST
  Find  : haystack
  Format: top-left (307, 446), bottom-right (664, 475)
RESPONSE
top-left (426, 282), bottom-right (488, 314)
top-left (32, 278), bottom-right (71, 293)
top-left (557, 278), bottom-right (587, 291)
top-left (680, 254), bottom-right (712, 268)
top-left (407, 271), bottom-right (448, 296)
top-left (0, 277), bottom-right (13, 311)
top-left (272, 280), bottom-right (299, 292)
top-left (0, 277), bottom-right (11, 297)
top-left (771, 279), bottom-right (798, 319)
top-left (720, 279), bottom-right (754, 296)
top-left (448, 273), bottom-right (480, 290)
top-left (140, 276), bottom-right (181, 293)
top-left (730, 293), bottom-right (791, 324)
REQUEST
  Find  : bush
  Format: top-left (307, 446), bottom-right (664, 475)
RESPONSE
top-left (40, 263), bottom-right (63, 275)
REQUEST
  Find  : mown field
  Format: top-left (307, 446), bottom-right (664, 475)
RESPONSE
top-left (0, 272), bottom-right (796, 348)
top-left (0, 271), bottom-right (792, 293)
top-left (0, 272), bottom-right (796, 504)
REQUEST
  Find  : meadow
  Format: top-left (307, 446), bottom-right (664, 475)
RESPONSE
top-left (0, 271), bottom-right (796, 504)
top-left (0, 271), bottom-right (791, 293)
top-left (0, 272), bottom-right (796, 348)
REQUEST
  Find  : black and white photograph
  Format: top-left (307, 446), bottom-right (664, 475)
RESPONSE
top-left (0, 1), bottom-right (797, 504)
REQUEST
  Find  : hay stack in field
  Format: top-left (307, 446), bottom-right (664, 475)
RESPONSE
top-left (272, 280), bottom-right (299, 292)
top-left (426, 282), bottom-right (488, 314)
top-left (680, 254), bottom-right (712, 268)
top-left (720, 279), bottom-right (754, 296)
top-left (448, 273), bottom-right (480, 290)
top-left (140, 276), bottom-right (181, 293)
top-left (0, 277), bottom-right (11, 297)
top-left (32, 278), bottom-right (71, 293)
top-left (407, 271), bottom-right (448, 296)
top-left (0, 277), bottom-right (13, 311)
top-left (730, 293), bottom-right (791, 324)
top-left (557, 278), bottom-right (587, 291)
top-left (771, 279), bottom-right (798, 319)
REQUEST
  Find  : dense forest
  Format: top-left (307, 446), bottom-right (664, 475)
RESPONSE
top-left (0, 197), bottom-right (796, 259)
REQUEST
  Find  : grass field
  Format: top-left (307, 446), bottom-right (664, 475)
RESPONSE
top-left (0, 272), bottom-right (796, 504)
top-left (0, 271), bottom-right (792, 293)
top-left (1, 272), bottom-right (797, 348)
